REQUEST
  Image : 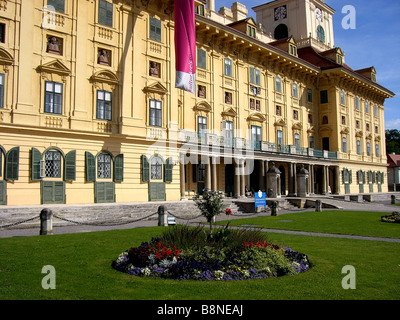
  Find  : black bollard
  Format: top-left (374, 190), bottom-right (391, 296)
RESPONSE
top-left (40, 209), bottom-right (53, 235)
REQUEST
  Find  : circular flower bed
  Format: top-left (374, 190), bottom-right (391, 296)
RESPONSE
top-left (112, 226), bottom-right (311, 281)
top-left (381, 212), bottom-right (400, 223)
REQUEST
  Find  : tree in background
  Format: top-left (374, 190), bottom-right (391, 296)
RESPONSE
top-left (386, 129), bottom-right (400, 155)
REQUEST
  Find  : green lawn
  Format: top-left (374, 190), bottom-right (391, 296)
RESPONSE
top-left (0, 221), bottom-right (399, 300)
top-left (218, 210), bottom-right (400, 239)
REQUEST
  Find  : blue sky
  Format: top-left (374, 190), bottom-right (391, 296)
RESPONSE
top-left (214, 0), bottom-right (400, 129)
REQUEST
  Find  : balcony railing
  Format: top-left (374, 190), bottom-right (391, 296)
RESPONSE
top-left (177, 129), bottom-right (338, 160)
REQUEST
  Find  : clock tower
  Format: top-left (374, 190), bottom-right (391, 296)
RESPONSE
top-left (253, 0), bottom-right (335, 51)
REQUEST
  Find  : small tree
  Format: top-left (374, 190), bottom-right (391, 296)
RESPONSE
top-left (194, 189), bottom-right (224, 237)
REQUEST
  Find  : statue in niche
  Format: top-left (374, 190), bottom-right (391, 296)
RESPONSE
top-left (47, 36), bottom-right (60, 54)
top-left (98, 49), bottom-right (110, 65)
top-left (149, 61), bottom-right (160, 77)
top-left (198, 85), bottom-right (206, 98)
top-left (225, 92), bottom-right (232, 104)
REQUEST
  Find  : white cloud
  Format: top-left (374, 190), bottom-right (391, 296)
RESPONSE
top-left (386, 118), bottom-right (400, 129)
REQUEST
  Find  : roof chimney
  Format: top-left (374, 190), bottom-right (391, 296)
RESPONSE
top-left (231, 2), bottom-right (248, 21)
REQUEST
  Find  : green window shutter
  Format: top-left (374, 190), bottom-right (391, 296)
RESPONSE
top-left (141, 155), bottom-right (149, 182)
top-left (64, 150), bottom-right (76, 181)
top-left (95, 182), bottom-right (115, 203)
top-left (0, 180), bottom-right (6, 205)
top-left (349, 170), bottom-right (352, 184)
top-left (362, 172), bottom-right (366, 184)
top-left (32, 148), bottom-right (42, 181)
top-left (114, 154), bottom-right (124, 182)
top-left (5, 147), bottom-right (19, 181)
top-left (381, 172), bottom-right (385, 184)
top-left (41, 181), bottom-right (65, 204)
top-left (85, 151), bottom-right (96, 182)
top-left (164, 157), bottom-right (173, 183)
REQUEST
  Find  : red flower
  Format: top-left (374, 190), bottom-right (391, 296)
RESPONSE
top-left (226, 209), bottom-right (232, 215)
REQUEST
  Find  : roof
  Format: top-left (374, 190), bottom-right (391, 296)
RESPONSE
top-left (387, 154), bottom-right (400, 167)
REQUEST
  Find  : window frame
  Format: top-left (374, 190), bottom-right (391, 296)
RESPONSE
top-left (224, 58), bottom-right (232, 77)
top-left (149, 99), bottom-right (162, 127)
top-left (47, 0), bottom-right (65, 13)
top-left (197, 48), bottom-right (207, 70)
top-left (44, 81), bottom-right (63, 115)
top-left (97, 152), bottom-right (112, 180)
top-left (292, 83), bottom-right (298, 98)
top-left (149, 17), bottom-right (162, 43)
top-left (96, 90), bottom-right (112, 121)
top-left (276, 76), bottom-right (282, 93)
top-left (98, 0), bottom-right (113, 28)
top-left (357, 140), bottom-right (361, 155)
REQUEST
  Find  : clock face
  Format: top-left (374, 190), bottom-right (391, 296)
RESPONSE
top-left (316, 8), bottom-right (323, 22)
top-left (274, 5), bottom-right (287, 21)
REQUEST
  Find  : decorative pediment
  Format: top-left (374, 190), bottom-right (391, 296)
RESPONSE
top-left (374, 135), bottom-right (381, 142)
top-left (143, 81), bottom-right (168, 95)
top-left (91, 70), bottom-right (119, 85)
top-left (340, 126), bottom-right (350, 134)
top-left (193, 101), bottom-right (212, 113)
top-left (355, 130), bottom-right (363, 138)
top-left (247, 112), bottom-right (266, 123)
top-left (274, 118), bottom-right (286, 127)
top-left (365, 133), bottom-right (373, 140)
top-left (319, 126), bottom-right (332, 133)
top-left (292, 122), bottom-right (303, 130)
top-left (221, 107), bottom-right (237, 118)
top-left (0, 48), bottom-right (14, 66)
top-left (37, 59), bottom-right (71, 76)
top-left (307, 127), bottom-right (315, 134)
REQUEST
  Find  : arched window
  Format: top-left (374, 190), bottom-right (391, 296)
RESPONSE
top-left (97, 152), bottom-right (112, 179)
top-left (317, 25), bottom-right (325, 43)
top-left (274, 24), bottom-right (288, 40)
top-left (43, 149), bottom-right (62, 178)
top-left (151, 156), bottom-right (163, 180)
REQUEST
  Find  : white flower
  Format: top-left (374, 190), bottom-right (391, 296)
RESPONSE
top-left (241, 270), bottom-right (250, 278)
top-left (214, 270), bottom-right (224, 280)
top-left (142, 267), bottom-right (151, 276)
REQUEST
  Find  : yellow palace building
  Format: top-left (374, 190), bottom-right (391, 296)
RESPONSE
top-left (0, 0), bottom-right (394, 206)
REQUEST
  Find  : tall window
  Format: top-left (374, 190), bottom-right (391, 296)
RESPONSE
top-left (292, 83), bottom-right (298, 98)
top-left (97, 90), bottom-right (112, 120)
top-left (249, 67), bottom-right (260, 86)
top-left (294, 133), bottom-right (300, 148)
top-left (320, 90), bottom-right (328, 104)
top-left (43, 150), bottom-right (62, 178)
top-left (342, 137), bottom-right (347, 153)
top-left (197, 48), bottom-right (207, 69)
top-left (277, 129), bottom-right (283, 146)
top-left (149, 17), bottom-right (162, 42)
top-left (198, 116), bottom-right (207, 138)
top-left (0, 73), bottom-right (4, 108)
top-left (317, 25), bottom-right (325, 43)
top-left (97, 153), bottom-right (112, 179)
top-left (0, 23), bottom-right (5, 43)
top-left (365, 101), bottom-right (369, 114)
top-left (367, 142), bottom-right (371, 156)
top-left (224, 58), bottom-right (232, 77)
top-left (44, 81), bottom-right (63, 114)
top-left (222, 120), bottom-right (233, 146)
top-left (357, 140), bottom-right (361, 155)
top-left (309, 136), bottom-right (315, 149)
top-left (355, 97), bottom-right (360, 110)
top-left (276, 77), bottom-right (282, 93)
top-left (307, 88), bottom-right (313, 102)
top-left (149, 99), bottom-right (162, 127)
top-left (376, 144), bottom-right (380, 157)
top-left (374, 105), bottom-right (378, 117)
top-left (340, 91), bottom-right (345, 105)
top-left (251, 125), bottom-right (262, 150)
top-left (98, 0), bottom-right (113, 28)
top-left (47, 0), bottom-right (65, 13)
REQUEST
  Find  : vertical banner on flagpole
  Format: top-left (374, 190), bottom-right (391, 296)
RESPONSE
top-left (175, 0), bottom-right (196, 94)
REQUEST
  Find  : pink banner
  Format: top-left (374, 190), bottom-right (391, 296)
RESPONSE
top-left (175, 0), bottom-right (196, 94)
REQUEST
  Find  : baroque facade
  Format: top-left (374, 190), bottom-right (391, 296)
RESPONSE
top-left (0, 0), bottom-right (394, 205)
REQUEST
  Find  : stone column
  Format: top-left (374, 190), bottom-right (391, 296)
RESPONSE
top-left (180, 162), bottom-right (186, 200)
top-left (240, 160), bottom-right (245, 197)
top-left (334, 166), bottom-right (340, 194)
top-left (259, 160), bottom-right (265, 191)
top-left (264, 160), bottom-right (269, 192)
top-left (211, 157), bottom-right (217, 191)
top-left (40, 209), bottom-right (53, 235)
top-left (205, 158), bottom-right (211, 190)
top-left (234, 160), bottom-right (240, 198)
top-left (322, 166), bottom-right (327, 195)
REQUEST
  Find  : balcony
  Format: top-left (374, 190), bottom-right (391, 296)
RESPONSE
top-left (177, 129), bottom-right (338, 160)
